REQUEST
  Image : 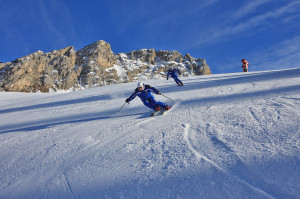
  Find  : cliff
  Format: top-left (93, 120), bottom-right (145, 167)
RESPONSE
top-left (0, 40), bottom-right (212, 92)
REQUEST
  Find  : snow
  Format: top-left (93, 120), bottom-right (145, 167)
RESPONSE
top-left (1, 68), bottom-right (300, 199)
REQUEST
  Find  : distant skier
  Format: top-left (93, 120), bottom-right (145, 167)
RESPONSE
top-left (125, 82), bottom-right (171, 112)
top-left (167, 66), bottom-right (183, 86)
top-left (241, 59), bottom-right (249, 72)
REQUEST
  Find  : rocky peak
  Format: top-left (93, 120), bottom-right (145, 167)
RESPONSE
top-left (0, 40), bottom-right (212, 92)
top-left (76, 40), bottom-right (116, 69)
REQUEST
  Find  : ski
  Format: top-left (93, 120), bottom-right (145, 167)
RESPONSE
top-left (151, 110), bottom-right (161, 117)
top-left (151, 107), bottom-right (171, 116)
top-left (161, 108), bottom-right (171, 115)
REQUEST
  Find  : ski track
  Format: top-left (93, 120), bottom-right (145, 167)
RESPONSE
top-left (183, 90), bottom-right (296, 198)
top-left (25, 109), bottom-right (169, 187)
top-left (62, 173), bottom-right (75, 199)
top-left (182, 123), bottom-right (223, 169)
top-left (135, 117), bottom-right (155, 126)
top-left (181, 92), bottom-right (300, 199)
top-left (182, 122), bottom-right (277, 199)
top-left (3, 114), bottom-right (154, 197)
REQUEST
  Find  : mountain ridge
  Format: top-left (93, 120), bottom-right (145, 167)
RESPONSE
top-left (0, 40), bottom-right (212, 92)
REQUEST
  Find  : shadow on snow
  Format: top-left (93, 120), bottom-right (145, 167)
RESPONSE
top-left (0, 94), bottom-right (112, 115)
top-left (1, 84), bottom-right (299, 134)
top-left (0, 107), bottom-right (150, 134)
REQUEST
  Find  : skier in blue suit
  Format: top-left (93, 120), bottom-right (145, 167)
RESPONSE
top-left (167, 67), bottom-right (183, 86)
top-left (125, 82), bottom-right (171, 111)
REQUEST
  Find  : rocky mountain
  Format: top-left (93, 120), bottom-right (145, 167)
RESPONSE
top-left (0, 40), bottom-right (212, 92)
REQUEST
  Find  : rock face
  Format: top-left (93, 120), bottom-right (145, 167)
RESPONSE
top-left (0, 47), bottom-right (78, 92)
top-left (0, 40), bottom-right (212, 92)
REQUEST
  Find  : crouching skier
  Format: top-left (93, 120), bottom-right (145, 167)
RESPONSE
top-left (125, 82), bottom-right (171, 115)
top-left (167, 67), bottom-right (183, 86)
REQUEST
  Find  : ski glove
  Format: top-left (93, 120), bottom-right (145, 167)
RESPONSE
top-left (157, 91), bottom-right (161, 95)
top-left (125, 98), bottom-right (130, 103)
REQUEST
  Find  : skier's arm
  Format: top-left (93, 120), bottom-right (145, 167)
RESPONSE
top-left (126, 90), bottom-right (138, 102)
top-left (149, 86), bottom-right (161, 95)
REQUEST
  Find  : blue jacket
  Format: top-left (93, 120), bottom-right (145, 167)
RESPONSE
top-left (128, 85), bottom-right (160, 102)
top-left (167, 69), bottom-right (181, 79)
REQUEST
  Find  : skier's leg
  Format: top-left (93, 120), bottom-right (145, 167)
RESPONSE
top-left (174, 77), bottom-right (180, 86)
top-left (147, 96), bottom-right (168, 109)
top-left (147, 96), bottom-right (167, 110)
top-left (155, 101), bottom-right (169, 109)
top-left (142, 99), bottom-right (156, 110)
top-left (174, 77), bottom-right (183, 86)
top-left (172, 77), bottom-right (178, 85)
top-left (177, 78), bottom-right (183, 86)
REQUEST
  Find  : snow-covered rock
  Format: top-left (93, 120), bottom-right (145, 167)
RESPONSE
top-left (0, 40), bottom-right (212, 92)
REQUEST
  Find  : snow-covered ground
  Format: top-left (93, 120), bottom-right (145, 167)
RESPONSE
top-left (1, 68), bottom-right (300, 199)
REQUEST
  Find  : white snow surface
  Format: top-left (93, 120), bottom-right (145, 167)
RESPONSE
top-left (1, 68), bottom-right (300, 199)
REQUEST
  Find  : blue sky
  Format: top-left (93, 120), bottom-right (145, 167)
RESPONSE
top-left (1, 0), bottom-right (299, 74)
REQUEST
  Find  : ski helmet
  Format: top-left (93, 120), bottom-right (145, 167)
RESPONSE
top-left (137, 81), bottom-right (144, 88)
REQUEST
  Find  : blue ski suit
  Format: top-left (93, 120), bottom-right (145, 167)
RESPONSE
top-left (167, 69), bottom-right (183, 86)
top-left (126, 85), bottom-right (168, 110)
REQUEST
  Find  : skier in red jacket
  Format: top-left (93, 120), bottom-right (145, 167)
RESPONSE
top-left (241, 59), bottom-right (249, 72)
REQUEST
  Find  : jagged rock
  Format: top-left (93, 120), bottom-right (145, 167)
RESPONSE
top-left (0, 46), bottom-right (78, 92)
top-left (197, 59), bottom-right (212, 75)
top-left (128, 49), bottom-right (157, 64)
top-left (1, 51), bottom-right (46, 92)
top-left (76, 40), bottom-right (117, 88)
top-left (0, 40), bottom-right (212, 92)
top-left (114, 49), bottom-right (212, 81)
top-left (157, 50), bottom-right (182, 62)
top-left (185, 53), bottom-right (193, 62)
top-left (43, 75), bottom-right (54, 86)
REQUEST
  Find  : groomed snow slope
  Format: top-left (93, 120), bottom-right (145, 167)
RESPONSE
top-left (1, 68), bottom-right (300, 199)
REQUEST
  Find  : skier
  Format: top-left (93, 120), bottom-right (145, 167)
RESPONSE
top-left (125, 82), bottom-right (171, 112)
top-left (241, 59), bottom-right (249, 72)
top-left (167, 66), bottom-right (183, 86)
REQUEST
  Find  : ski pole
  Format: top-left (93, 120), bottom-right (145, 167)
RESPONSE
top-left (118, 102), bottom-right (127, 112)
top-left (160, 93), bottom-right (174, 101)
